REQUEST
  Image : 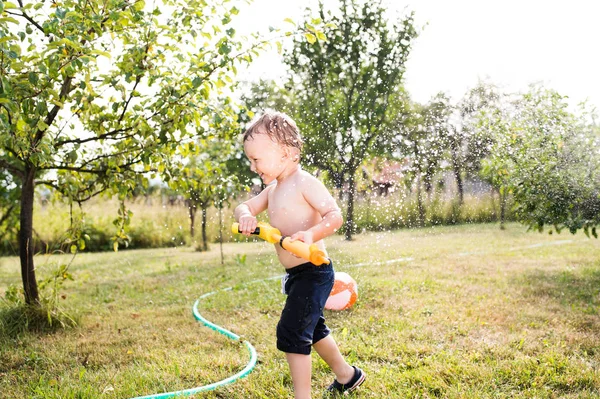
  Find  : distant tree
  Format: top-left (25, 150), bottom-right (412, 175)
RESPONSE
top-left (420, 93), bottom-right (453, 200)
top-left (481, 86), bottom-right (600, 235)
top-left (452, 81), bottom-right (502, 204)
top-left (391, 93), bottom-right (451, 226)
top-left (171, 116), bottom-right (241, 252)
top-left (240, 79), bottom-right (294, 117)
top-left (284, 0), bottom-right (418, 239)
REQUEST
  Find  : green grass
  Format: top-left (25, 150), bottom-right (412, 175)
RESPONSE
top-left (1, 223), bottom-right (600, 398)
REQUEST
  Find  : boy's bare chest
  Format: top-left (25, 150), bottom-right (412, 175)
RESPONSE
top-left (267, 185), bottom-right (316, 232)
top-left (268, 186), bottom-right (304, 215)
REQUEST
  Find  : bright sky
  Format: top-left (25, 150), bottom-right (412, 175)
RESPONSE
top-left (234, 0), bottom-right (600, 110)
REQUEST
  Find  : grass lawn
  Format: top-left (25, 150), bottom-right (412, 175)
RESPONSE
top-left (1, 223), bottom-right (600, 398)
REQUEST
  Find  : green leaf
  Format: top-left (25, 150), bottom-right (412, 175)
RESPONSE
top-left (36, 119), bottom-right (49, 131)
top-left (67, 150), bottom-right (77, 163)
top-left (133, 0), bottom-right (145, 11)
top-left (90, 49), bottom-right (111, 59)
top-left (304, 32), bottom-right (316, 44)
top-left (28, 72), bottom-right (38, 85)
top-left (0, 17), bottom-right (19, 24)
top-left (192, 77), bottom-right (202, 88)
top-left (284, 18), bottom-right (296, 26)
top-left (2, 2), bottom-right (18, 10)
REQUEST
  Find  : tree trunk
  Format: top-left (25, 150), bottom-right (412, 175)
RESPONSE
top-left (500, 189), bottom-right (507, 230)
top-left (201, 205), bottom-right (208, 251)
top-left (450, 139), bottom-right (464, 205)
top-left (218, 207), bottom-right (224, 266)
top-left (20, 167), bottom-right (39, 305)
top-left (337, 173), bottom-right (346, 202)
top-left (491, 187), bottom-right (497, 219)
top-left (424, 166), bottom-right (434, 202)
top-left (416, 172), bottom-right (425, 227)
top-left (344, 172), bottom-right (356, 241)
top-left (188, 203), bottom-right (196, 237)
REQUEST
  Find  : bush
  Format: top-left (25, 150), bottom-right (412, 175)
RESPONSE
top-left (347, 191), bottom-right (512, 233)
top-left (0, 262), bottom-right (78, 337)
top-left (0, 192), bottom-right (514, 256)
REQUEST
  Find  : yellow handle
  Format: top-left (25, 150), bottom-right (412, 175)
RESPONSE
top-left (231, 222), bottom-right (281, 244)
top-left (231, 222), bottom-right (330, 266)
top-left (280, 238), bottom-right (330, 266)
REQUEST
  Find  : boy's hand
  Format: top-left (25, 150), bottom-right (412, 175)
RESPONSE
top-left (289, 230), bottom-right (314, 245)
top-left (238, 215), bottom-right (258, 236)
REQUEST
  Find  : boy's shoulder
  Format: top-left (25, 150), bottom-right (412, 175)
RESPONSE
top-left (295, 169), bottom-right (323, 187)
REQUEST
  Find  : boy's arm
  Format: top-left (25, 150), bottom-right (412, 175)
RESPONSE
top-left (291, 175), bottom-right (343, 244)
top-left (234, 185), bottom-right (272, 236)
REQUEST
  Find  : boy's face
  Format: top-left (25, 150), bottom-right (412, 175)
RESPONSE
top-left (243, 132), bottom-right (288, 185)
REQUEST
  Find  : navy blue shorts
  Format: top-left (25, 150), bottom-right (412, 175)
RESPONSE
top-left (276, 260), bottom-right (335, 355)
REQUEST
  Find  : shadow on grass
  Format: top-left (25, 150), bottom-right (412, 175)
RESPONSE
top-left (0, 303), bottom-right (78, 340)
top-left (518, 267), bottom-right (600, 321)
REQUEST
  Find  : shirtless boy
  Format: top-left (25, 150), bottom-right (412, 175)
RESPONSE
top-left (234, 110), bottom-right (365, 398)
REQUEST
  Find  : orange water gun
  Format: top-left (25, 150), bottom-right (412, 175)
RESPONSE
top-left (231, 222), bottom-right (330, 266)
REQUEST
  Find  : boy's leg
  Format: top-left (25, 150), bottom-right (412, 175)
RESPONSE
top-left (312, 335), bottom-right (355, 384)
top-left (286, 353), bottom-right (312, 399)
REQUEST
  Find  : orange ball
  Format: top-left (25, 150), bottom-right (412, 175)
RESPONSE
top-left (325, 272), bottom-right (358, 310)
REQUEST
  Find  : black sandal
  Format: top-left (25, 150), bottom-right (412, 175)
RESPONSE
top-left (327, 366), bottom-right (366, 393)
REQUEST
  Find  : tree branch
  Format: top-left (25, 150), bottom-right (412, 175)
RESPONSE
top-left (72, 186), bottom-right (109, 202)
top-left (11, 1), bottom-right (47, 36)
top-left (40, 154), bottom-right (146, 174)
top-left (117, 74), bottom-right (142, 124)
top-left (36, 180), bottom-right (61, 191)
top-left (35, 76), bottom-right (73, 146)
top-left (37, 180), bottom-right (109, 203)
top-left (55, 126), bottom-right (136, 148)
top-left (78, 148), bottom-right (141, 168)
top-left (0, 159), bottom-right (24, 178)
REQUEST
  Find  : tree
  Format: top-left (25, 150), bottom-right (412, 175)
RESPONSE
top-left (390, 93), bottom-right (450, 226)
top-left (284, 0), bottom-right (418, 240)
top-left (452, 81), bottom-right (501, 204)
top-left (0, 0), bottom-right (270, 305)
top-left (171, 119), bottom-right (241, 253)
top-left (420, 93), bottom-right (453, 200)
top-left (481, 85), bottom-right (600, 235)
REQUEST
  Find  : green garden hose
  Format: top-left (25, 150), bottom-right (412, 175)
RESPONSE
top-left (129, 289), bottom-right (258, 399)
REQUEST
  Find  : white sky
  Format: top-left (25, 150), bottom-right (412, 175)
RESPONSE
top-left (234, 0), bottom-right (600, 110)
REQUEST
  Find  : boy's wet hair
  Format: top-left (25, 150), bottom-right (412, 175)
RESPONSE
top-left (243, 110), bottom-right (303, 152)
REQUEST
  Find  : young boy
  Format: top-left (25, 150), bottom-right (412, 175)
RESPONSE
top-left (234, 110), bottom-right (365, 398)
